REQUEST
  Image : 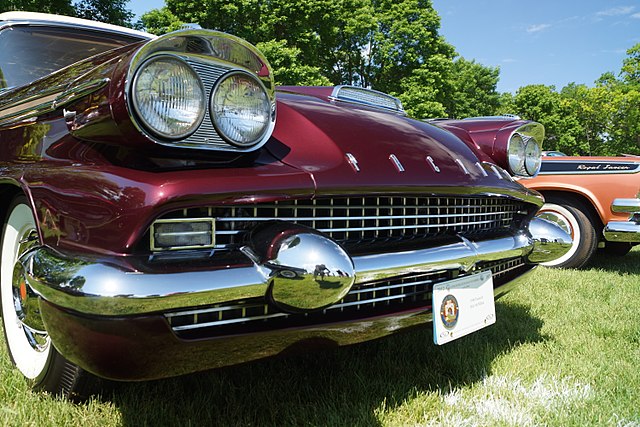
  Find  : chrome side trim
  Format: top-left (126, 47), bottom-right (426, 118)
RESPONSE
top-left (53, 78), bottom-right (110, 110)
top-left (0, 79), bottom-right (109, 126)
top-left (0, 91), bottom-right (61, 125)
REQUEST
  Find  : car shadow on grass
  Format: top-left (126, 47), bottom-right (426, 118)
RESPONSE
top-left (111, 301), bottom-right (544, 426)
top-left (587, 246), bottom-right (640, 275)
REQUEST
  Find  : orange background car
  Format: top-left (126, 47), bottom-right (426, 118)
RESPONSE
top-left (521, 155), bottom-right (640, 268)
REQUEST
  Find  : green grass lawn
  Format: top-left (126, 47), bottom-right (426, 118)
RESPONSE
top-left (1, 247), bottom-right (639, 426)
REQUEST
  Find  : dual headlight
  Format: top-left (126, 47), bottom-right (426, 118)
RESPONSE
top-left (507, 132), bottom-right (542, 177)
top-left (131, 55), bottom-right (272, 147)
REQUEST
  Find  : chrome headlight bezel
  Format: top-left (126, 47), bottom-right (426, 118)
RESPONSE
top-left (209, 70), bottom-right (274, 148)
top-left (130, 54), bottom-right (206, 140)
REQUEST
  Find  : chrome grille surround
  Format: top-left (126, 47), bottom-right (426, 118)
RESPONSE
top-left (152, 195), bottom-right (527, 253)
top-left (165, 257), bottom-right (527, 339)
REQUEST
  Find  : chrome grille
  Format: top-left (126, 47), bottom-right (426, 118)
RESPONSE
top-left (155, 196), bottom-right (526, 252)
top-left (165, 257), bottom-right (527, 339)
top-left (181, 59), bottom-right (230, 149)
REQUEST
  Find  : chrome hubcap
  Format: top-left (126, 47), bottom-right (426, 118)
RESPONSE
top-left (10, 229), bottom-right (49, 353)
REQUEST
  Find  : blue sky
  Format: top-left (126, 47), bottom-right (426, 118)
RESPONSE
top-left (130, 0), bottom-right (640, 93)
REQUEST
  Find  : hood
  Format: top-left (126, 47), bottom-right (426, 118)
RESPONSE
top-left (268, 90), bottom-right (539, 202)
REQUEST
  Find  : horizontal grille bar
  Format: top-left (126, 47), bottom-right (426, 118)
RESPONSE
top-left (152, 196), bottom-right (528, 253)
top-left (165, 257), bottom-right (527, 338)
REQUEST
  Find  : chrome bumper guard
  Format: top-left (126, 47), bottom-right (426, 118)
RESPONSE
top-left (21, 218), bottom-right (571, 317)
top-left (604, 198), bottom-right (640, 242)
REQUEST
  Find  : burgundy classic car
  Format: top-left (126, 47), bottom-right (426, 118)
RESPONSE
top-left (0, 12), bottom-right (571, 398)
top-left (522, 155), bottom-right (640, 268)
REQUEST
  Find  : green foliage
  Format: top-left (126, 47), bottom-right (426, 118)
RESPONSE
top-left (159, 0), bottom-right (460, 117)
top-left (140, 7), bottom-right (184, 35)
top-left (75, 0), bottom-right (134, 27)
top-left (2, 0), bottom-right (75, 15)
top-left (255, 40), bottom-right (332, 86)
top-left (505, 44), bottom-right (640, 156)
top-left (621, 43), bottom-right (640, 87)
top-left (444, 57), bottom-right (500, 118)
top-left (2, 0), bottom-right (135, 27)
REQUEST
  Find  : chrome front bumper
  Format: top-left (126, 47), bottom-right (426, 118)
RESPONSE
top-left (22, 218), bottom-right (571, 317)
top-left (603, 198), bottom-right (640, 242)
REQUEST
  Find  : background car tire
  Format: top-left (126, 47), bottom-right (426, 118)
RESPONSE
top-left (535, 197), bottom-right (598, 269)
top-left (0, 195), bottom-right (100, 400)
top-left (601, 242), bottom-right (634, 257)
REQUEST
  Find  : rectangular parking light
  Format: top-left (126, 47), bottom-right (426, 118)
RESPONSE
top-left (151, 218), bottom-right (215, 251)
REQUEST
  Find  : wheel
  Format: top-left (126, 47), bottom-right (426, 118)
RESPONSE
top-left (1, 196), bottom-right (99, 399)
top-left (601, 242), bottom-right (634, 257)
top-left (535, 198), bottom-right (598, 268)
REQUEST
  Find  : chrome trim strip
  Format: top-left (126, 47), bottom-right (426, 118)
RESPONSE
top-left (0, 92), bottom-right (61, 125)
top-left (389, 154), bottom-right (405, 172)
top-left (538, 160), bottom-right (640, 175)
top-left (476, 162), bottom-right (489, 177)
top-left (490, 165), bottom-right (503, 179)
top-left (426, 156), bottom-right (441, 173)
top-left (455, 159), bottom-right (470, 175)
top-left (345, 152), bottom-right (360, 172)
top-left (0, 79), bottom-right (109, 126)
top-left (53, 78), bottom-right (110, 110)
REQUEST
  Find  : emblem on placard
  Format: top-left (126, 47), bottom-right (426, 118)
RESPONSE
top-left (440, 294), bottom-right (459, 329)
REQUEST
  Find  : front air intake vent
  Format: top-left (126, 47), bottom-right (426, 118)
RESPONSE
top-left (330, 85), bottom-right (405, 114)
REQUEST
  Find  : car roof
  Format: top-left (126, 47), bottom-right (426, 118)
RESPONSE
top-left (0, 11), bottom-right (153, 40)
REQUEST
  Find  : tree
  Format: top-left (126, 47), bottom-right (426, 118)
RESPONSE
top-left (158, 0), bottom-right (455, 117)
top-left (620, 43), bottom-right (640, 87)
top-left (140, 7), bottom-right (185, 35)
top-left (443, 57), bottom-right (500, 118)
top-left (255, 40), bottom-right (332, 86)
top-left (75, 0), bottom-right (134, 27)
top-left (2, 0), bottom-right (75, 15)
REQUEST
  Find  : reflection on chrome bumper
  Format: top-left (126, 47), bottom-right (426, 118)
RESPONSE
top-left (604, 198), bottom-right (640, 242)
top-left (526, 217), bottom-right (573, 263)
top-left (23, 219), bottom-right (570, 317)
top-left (604, 222), bottom-right (640, 242)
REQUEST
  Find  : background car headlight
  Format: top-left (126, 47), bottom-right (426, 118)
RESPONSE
top-left (524, 138), bottom-right (542, 176)
top-left (508, 133), bottom-right (527, 176)
top-left (508, 132), bottom-right (542, 177)
top-left (210, 71), bottom-right (271, 147)
top-left (132, 56), bottom-right (205, 139)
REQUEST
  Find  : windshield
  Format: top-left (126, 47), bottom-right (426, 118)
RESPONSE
top-left (0, 26), bottom-right (143, 89)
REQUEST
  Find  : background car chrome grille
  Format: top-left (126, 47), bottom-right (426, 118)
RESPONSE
top-left (165, 257), bottom-right (528, 339)
top-left (152, 196), bottom-right (527, 253)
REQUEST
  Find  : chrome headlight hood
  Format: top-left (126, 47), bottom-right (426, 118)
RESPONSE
top-left (125, 29), bottom-right (276, 152)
